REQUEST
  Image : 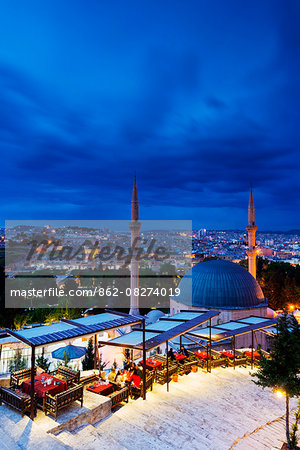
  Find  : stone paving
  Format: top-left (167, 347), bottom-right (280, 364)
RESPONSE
top-left (56, 367), bottom-right (297, 449)
top-left (1, 367), bottom-right (298, 449)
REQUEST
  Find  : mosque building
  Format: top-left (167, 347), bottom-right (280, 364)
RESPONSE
top-left (129, 180), bottom-right (274, 347)
top-left (169, 189), bottom-right (272, 326)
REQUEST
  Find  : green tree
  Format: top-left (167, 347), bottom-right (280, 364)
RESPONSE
top-left (13, 313), bottom-right (28, 330)
top-left (82, 338), bottom-right (94, 371)
top-left (9, 348), bottom-right (27, 372)
top-left (252, 314), bottom-right (300, 449)
top-left (98, 352), bottom-right (108, 371)
top-left (36, 349), bottom-right (51, 372)
top-left (62, 349), bottom-right (70, 367)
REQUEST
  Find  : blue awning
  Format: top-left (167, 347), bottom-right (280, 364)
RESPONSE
top-left (52, 344), bottom-right (86, 360)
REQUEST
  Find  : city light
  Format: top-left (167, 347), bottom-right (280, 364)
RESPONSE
top-left (275, 389), bottom-right (284, 398)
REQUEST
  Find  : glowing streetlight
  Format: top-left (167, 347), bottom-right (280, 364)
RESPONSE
top-left (275, 389), bottom-right (284, 398)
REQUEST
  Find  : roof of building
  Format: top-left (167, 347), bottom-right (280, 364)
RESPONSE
top-left (0, 311), bottom-right (143, 348)
top-left (174, 259), bottom-right (266, 310)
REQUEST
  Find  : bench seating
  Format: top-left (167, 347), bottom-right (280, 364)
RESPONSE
top-left (10, 367), bottom-right (37, 388)
top-left (155, 364), bottom-right (177, 384)
top-left (0, 386), bottom-right (36, 417)
top-left (178, 360), bottom-right (197, 375)
top-left (109, 387), bottom-right (129, 408)
top-left (227, 357), bottom-right (249, 368)
top-left (80, 373), bottom-right (98, 385)
top-left (210, 358), bottom-right (229, 369)
top-left (152, 353), bottom-right (166, 361)
top-left (131, 374), bottom-right (154, 398)
top-left (186, 351), bottom-right (199, 363)
top-left (45, 383), bottom-right (84, 421)
top-left (50, 366), bottom-right (80, 387)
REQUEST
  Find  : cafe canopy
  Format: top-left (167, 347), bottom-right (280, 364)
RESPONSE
top-left (186, 315), bottom-right (278, 343)
top-left (0, 310), bottom-right (144, 420)
top-left (98, 310), bottom-right (220, 351)
top-left (0, 309), bottom-right (278, 420)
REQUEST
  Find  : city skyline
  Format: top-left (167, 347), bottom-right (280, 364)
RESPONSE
top-left (0, 1), bottom-right (300, 230)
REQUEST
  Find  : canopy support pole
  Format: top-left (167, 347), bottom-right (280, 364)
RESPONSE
top-left (94, 334), bottom-right (97, 370)
top-left (166, 340), bottom-right (169, 392)
top-left (209, 318), bottom-right (212, 373)
top-left (251, 330), bottom-right (254, 370)
top-left (206, 341), bottom-right (209, 372)
top-left (96, 334), bottom-right (101, 377)
top-left (142, 318), bottom-right (146, 400)
top-left (180, 335), bottom-right (182, 349)
top-left (233, 335), bottom-right (236, 370)
top-left (30, 346), bottom-right (35, 421)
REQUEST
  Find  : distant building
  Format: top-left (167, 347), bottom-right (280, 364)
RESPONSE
top-left (258, 247), bottom-right (274, 257)
top-left (198, 229), bottom-right (207, 238)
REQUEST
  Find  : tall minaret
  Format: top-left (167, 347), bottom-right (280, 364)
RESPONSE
top-left (129, 175), bottom-right (141, 315)
top-left (246, 188), bottom-right (257, 279)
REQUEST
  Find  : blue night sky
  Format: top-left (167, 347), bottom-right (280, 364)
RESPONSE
top-left (0, 1), bottom-right (299, 230)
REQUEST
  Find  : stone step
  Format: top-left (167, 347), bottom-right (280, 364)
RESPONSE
top-left (56, 425), bottom-right (122, 450)
top-left (0, 406), bottom-right (70, 450)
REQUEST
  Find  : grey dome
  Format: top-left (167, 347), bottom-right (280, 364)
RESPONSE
top-left (175, 259), bottom-right (266, 309)
top-left (145, 309), bottom-right (165, 324)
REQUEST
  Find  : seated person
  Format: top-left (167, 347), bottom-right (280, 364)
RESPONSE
top-left (129, 362), bottom-right (136, 374)
top-left (180, 345), bottom-right (189, 357)
top-left (136, 363), bottom-right (143, 379)
top-left (107, 367), bottom-right (116, 383)
top-left (115, 370), bottom-right (125, 387)
top-left (123, 357), bottom-right (131, 370)
top-left (168, 347), bottom-right (176, 361)
top-left (131, 371), bottom-right (141, 388)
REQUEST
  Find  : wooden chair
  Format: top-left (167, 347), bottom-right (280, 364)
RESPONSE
top-left (50, 366), bottom-right (80, 387)
top-left (109, 387), bottom-right (129, 408)
top-left (210, 358), bottom-right (229, 369)
top-left (10, 367), bottom-right (37, 388)
top-left (79, 373), bottom-right (98, 385)
top-left (227, 357), bottom-right (249, 368)
top-left (155, 364), bottom-right (177, 384)
top-left (186, 351), bottom-right (199, 363)
top-left (131, 374), bottom-right (154, 398)
top-left (0, 386), bottom-right (37, 417)
top-left (44, 383), bottom-right (84, 421)
top-left (178, 360), bottom-right (197, 375)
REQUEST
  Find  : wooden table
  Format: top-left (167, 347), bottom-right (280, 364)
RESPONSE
top-left (195, 351), bottom-right (208, 360)
top-left (244, 350), bottom-right (261, 359)
top-left (139, 358), bottom-right (163, 370)
top-left (86, 382), bottom-right (114, 396)
top-left (21, 373), bottom-right (67, 410)
top-left (221, 351), bottom-right (234, 359)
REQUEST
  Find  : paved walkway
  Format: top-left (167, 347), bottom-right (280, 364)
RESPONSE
top-left (1, 367), bottom-right (297, 449)
top-left (54, 367), bottom-right (297, 449)
top-left (0, 406), bottom-right (70, 449)
top-left (233, 410), bottom-right (299, 449)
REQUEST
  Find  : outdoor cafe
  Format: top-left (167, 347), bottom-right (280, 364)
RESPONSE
top-left (0, 308), bottom-right (278, 423)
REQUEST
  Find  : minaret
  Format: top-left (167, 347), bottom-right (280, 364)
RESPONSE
top-left (246, 188), bottom-right (257, 279)
top-left (129, 175), bottom-right (141, 315)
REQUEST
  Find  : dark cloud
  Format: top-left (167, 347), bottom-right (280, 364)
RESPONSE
top-left (0, 1), bottom-right (299, 230)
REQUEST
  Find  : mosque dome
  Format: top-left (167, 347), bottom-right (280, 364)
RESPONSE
top-left (145, 309), bottom-right (165, 324)
top-left (175, 259), bottom-right (266, 310)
